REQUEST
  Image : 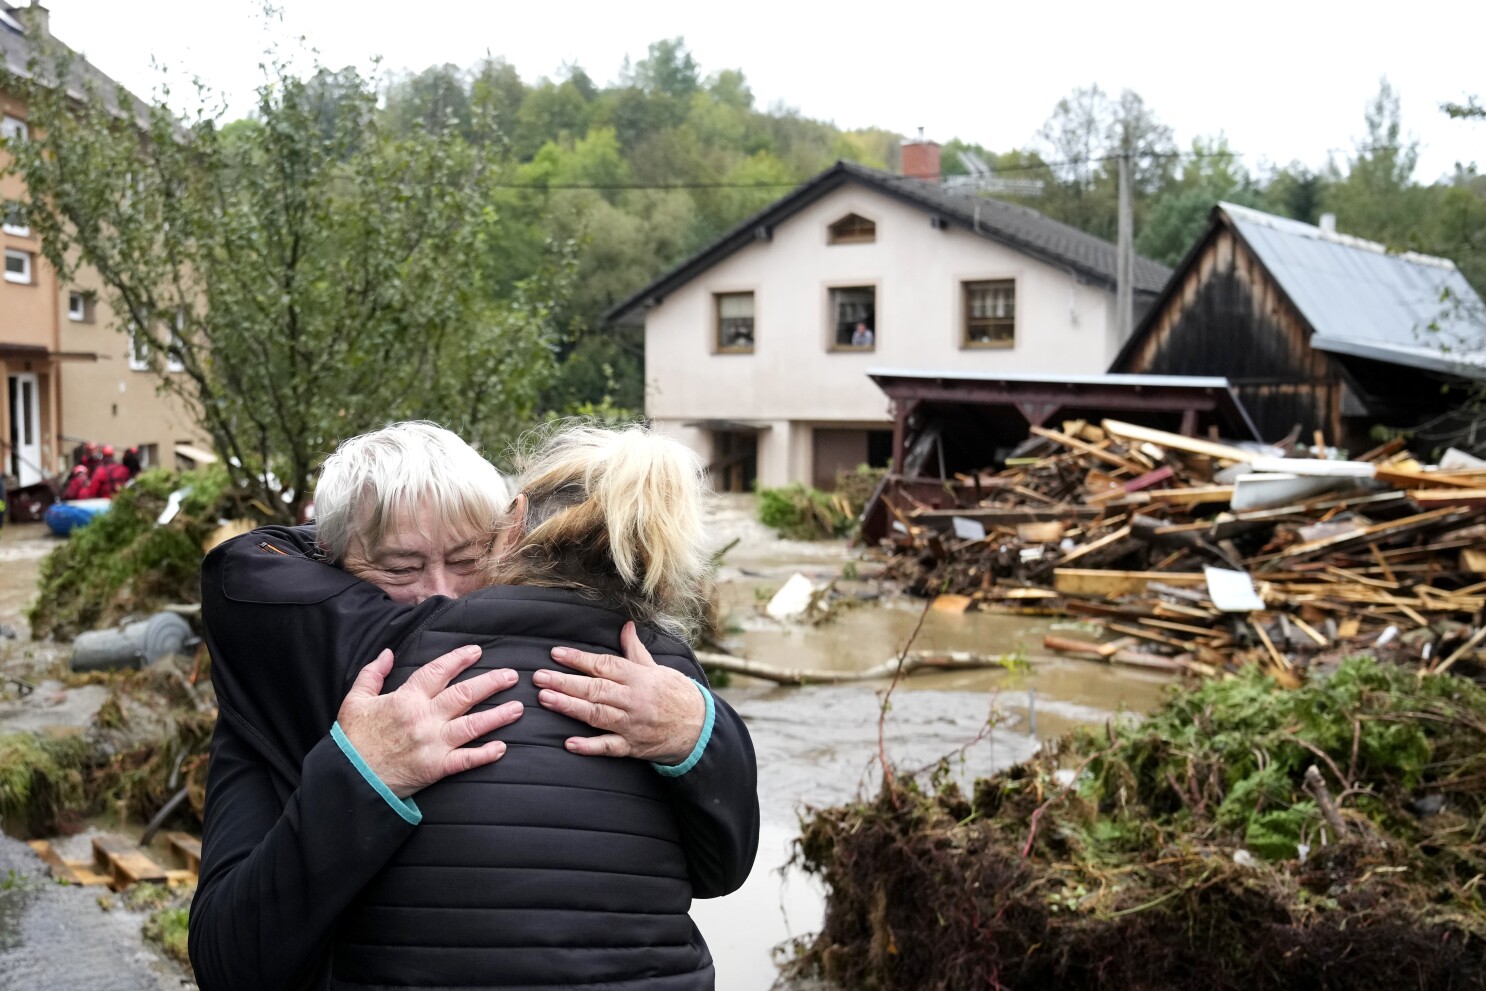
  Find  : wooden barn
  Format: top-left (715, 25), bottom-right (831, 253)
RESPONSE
top-left (1110, 203), bottom-right (1486, 452)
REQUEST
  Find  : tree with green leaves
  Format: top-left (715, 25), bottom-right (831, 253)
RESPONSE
top-left (3, 49), bottom-right (566, 521)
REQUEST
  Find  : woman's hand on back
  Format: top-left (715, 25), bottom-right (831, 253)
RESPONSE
top-left (337, 645), bottom-right (524, 798)
top-left (536, 621), bottom-right (705, 765)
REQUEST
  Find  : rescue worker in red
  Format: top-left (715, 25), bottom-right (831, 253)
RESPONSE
top-left (62, 464), bottom-right (91, 500)
top-left (122, 446), bottom-right (142, 479)
top-left (83, 445), bottom-right (132, 499)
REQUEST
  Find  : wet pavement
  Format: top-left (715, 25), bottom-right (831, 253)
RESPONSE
top-left (0, 502), bottom-right (1177, 990)
top-left (0, 834), bottom-right (188, 991)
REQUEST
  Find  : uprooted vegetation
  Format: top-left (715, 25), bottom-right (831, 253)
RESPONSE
top-left (787, 658), bottom-right (1486, 990)
top-left (27, 466), bottom-right (239, 640)
top-left (758, 465), bottom-right (886, 540)
top-left (0, 667), bottom-right (213, 838)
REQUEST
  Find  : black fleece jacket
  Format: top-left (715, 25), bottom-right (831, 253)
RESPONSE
top-left (188, 525), bottom-right (760, 991)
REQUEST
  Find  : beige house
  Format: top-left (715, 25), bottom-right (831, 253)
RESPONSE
top-left (608, 151), bottom-right (1172, 491)
top-left (2, 1), bottom-right (202, 494)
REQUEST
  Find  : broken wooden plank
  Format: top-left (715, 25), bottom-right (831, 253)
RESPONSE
top-left (1409, 488), bottom-right (1486, 509)
top-left (24, 840), bottom-right (111, 886)
top-left (165, 832), bottom-right (202, 874)
top-left (92, 835), bottom-right (169, 890)
top-left (1016, 521), bottom-right (1066, 543)
top-left (1101, 419), bottom-right (1259, 464)
top-left (1053, 569), bottom-right (1206, 599)
top-left (1251, 619), bottom-right (1293, 672)
top-left (1029, 425), bottom-right (1149, 474)
top-left (1374, 465), bottom-right (1485, 490)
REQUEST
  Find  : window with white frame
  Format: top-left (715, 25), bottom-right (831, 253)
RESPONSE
top-left (963, 280), bottom-right (1015, 348)
top-left (128, 324), bottom-right (150, 371)
top-left (2, 201), bottom-right (27, 237)
top-left (67, 290), bottom-right (94, 322)
top-left (4, 248), bottom-right (31, 284)
top-left (166, 307), bottom-right (186, 372)
top-left (0, 115), bottom-right (26, 143)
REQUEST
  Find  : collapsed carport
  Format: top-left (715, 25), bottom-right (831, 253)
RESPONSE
top-left (861, 369), bottom-right (1263, 541)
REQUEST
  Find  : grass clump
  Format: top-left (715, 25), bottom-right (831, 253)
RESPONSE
top-left (0, 733), bottom-right (89, 836)
top-left (142, 905), bottom-right (190, 969)
top-left (788, 658), bottom-right (1486, 990)
top-left (28, 466), bottom-right (236, 640)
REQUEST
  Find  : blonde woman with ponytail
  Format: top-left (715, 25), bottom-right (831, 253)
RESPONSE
top-left (196, 420), bottom-right (760, 991)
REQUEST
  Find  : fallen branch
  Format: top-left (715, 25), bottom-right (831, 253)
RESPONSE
top-left (695, 648), bottom-right (1016, 686)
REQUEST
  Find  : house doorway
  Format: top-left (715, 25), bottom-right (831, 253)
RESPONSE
top-left (710, 429), bottom-right (758, 493)
top-left (812, 427), bottom-right (892, 490)
top-left (7, 372), bottom-right (42, 487)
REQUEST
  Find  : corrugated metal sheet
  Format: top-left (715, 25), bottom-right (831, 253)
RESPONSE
top-left (1222, 203), bottom-right (1486, 378)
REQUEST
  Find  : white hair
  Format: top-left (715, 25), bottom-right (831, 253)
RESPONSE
top-left (314, 421), bottom-right (512, 563)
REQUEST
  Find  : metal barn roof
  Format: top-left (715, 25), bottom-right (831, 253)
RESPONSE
top-left (1220, 202), bottom-right (1486, 379)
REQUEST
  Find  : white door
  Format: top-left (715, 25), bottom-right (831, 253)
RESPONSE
top-left (7, 372), bottom-right (42, 487)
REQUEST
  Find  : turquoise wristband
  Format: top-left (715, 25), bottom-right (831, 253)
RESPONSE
top-left (330, 721), bottom-right (423, 825)
top-left (651, 682), bottom-right (715, 778)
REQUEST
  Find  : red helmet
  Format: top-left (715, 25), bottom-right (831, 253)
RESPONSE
top-left (101, 444), bottom-right (115, 457)
top-left (72, 464), bottom-right (88, 475)
top-left (84, 441), bottom-right (99, 453)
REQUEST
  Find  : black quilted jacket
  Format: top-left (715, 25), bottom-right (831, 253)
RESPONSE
top-left (190, 526), bottom-right (760, 991)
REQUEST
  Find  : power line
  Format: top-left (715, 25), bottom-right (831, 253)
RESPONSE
top-left (481, 145), bottom-right (1424, 191)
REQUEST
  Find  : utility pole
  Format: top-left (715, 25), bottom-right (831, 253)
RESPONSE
top-left (1116, 151), bottom-right (1134, 342)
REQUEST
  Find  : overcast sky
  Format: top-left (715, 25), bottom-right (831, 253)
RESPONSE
top-left (37, 0), bottom-right (1486, 183)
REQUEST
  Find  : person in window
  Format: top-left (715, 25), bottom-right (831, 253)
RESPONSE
top-left (191, 421), bottom-right (758, 991)
top-left (851, 321), bottom-right (874, 347)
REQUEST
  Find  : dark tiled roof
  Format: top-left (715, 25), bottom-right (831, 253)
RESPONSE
top-left (605, 160), bottom-right (1173, 324)
top-left (0, 1), bottom-right (150, 123)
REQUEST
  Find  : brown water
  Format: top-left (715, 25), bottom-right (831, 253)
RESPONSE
top-left (692, 499), bottom-right (1173, 989)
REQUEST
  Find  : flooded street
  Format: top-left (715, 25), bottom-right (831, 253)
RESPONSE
top-left (692, 498), bottom-right (1170, 989)
top-left (0, 502), bottom-right (1175, 989)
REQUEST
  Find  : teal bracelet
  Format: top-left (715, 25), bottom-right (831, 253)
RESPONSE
top-left (330, 721), bottom-right (423, 825)
top-left (651, 682), bottom-right (715, 778)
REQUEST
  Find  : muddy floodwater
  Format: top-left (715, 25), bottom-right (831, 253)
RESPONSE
top-left (0, 502), bottom-right (1175, 990)
top-left (692, 499), bottom-right (1171, 990)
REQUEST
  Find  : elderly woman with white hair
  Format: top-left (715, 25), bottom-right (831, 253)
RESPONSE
top-left (190, 421), bottom-right (759, 991)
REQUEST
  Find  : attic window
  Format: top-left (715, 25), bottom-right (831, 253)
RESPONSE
top-left (828, 213), bottom-right (876, 245)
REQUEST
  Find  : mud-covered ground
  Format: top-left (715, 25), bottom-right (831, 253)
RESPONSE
top-left (0, 500), bottom-right (1174, 990)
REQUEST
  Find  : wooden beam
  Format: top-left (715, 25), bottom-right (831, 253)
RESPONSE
top-left (1029, 425), bottom-right (1149, 474)
top-left (1102, 419), bottom-right (1258, 463)
top-left (1053, 568), bottom-right (1206, 598)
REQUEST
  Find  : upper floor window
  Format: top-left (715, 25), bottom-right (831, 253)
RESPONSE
top-left (68, 290), bottom-right (95, 322)
top-left (128, 324), bottom-right (150, 371)
top-left (715, 292), bottom-right (754, 353)
top-left (830, 286), bottom-right (875, 350)
top-left (4, 247), bottom-right (32, 284)
top-left (0, 115), bottom-right (26, 143)
top-left (828, 213), bottom-right (876, 245)
top-left (963, 279), bottom-right (1015, 348)
top-left (2, 201), bottom-right (27, 238)
top-left (167, 307), bottom-right (186, 372)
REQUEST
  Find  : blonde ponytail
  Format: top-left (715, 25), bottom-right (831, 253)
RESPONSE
top-left (491, 423), bottom-right (711, 638)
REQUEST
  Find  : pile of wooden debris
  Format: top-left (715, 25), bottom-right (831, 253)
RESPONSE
top-left (873, 420), bottom-right (1486, 680)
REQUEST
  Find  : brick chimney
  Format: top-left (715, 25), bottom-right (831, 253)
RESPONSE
top-left (20, 1), bottom-right (50, 38)
top-left (901, 131), bottom-right (940, 182)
